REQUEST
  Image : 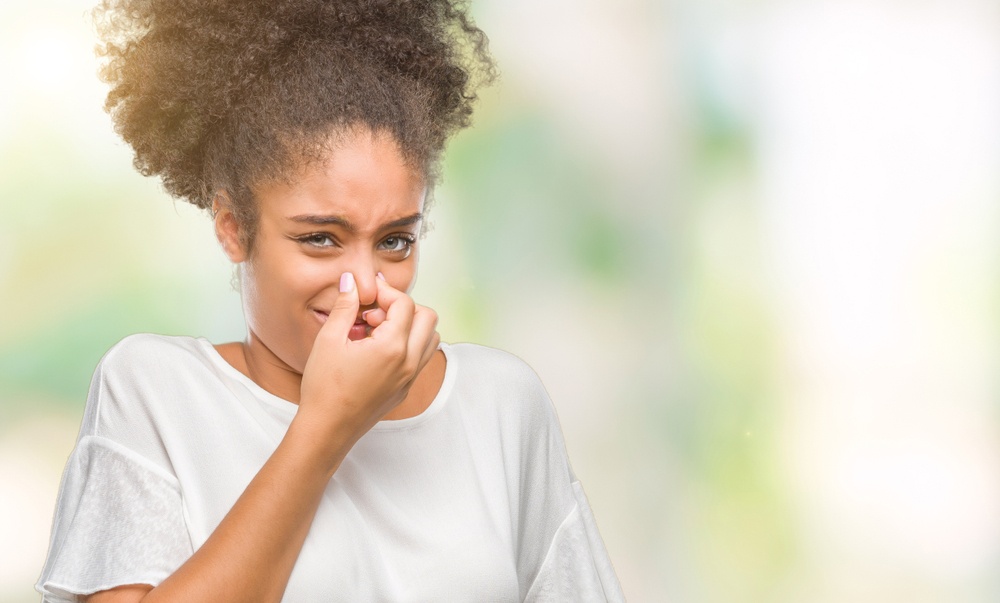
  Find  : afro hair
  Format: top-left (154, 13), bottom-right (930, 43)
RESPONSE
top-left (95, 0), bottom-right (497, 248)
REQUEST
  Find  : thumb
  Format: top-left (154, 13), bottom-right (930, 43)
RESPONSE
top-left (322, 272), bottom-right (360, 342)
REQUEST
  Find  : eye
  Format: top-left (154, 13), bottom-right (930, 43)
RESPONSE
top-left (378, 234), bottom-right (416, 257)
top-left (296, 233), bottom-right (337, 248)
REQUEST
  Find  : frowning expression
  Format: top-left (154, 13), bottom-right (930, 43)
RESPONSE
top-left (217, 127), bottom-right (426, 376)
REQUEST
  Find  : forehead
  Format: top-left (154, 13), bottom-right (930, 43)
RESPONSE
top-left (255, 129), bottom-right (426, 228)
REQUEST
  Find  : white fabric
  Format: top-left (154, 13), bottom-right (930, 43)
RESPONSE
top-left (36, 334), bottom-right (624, 602)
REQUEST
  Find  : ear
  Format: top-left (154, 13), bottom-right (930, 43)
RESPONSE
top-left (212, 192), bottom-right (247, 263)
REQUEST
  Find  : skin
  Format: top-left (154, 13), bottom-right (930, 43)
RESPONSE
top-left (86, 127), bottom-right (444, 602)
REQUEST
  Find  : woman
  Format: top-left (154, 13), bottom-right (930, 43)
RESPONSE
top-left (36, 0), bottom-right (624, 601)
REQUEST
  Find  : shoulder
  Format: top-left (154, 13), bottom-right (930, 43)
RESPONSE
top-left (91, 332), bottom-right (221, 410)
top-left (445, 342), bottom-right (547, 395)
top-left (444, 342), bottom-right (540, 382)
top-left (82, 333), bottom-right (218, 441)
top-left (92, 333), bottom-right (221, 394)
top-left (99, 332), bottom-right (209, 372)
top-left (443, 342), bottom-right (558, 429)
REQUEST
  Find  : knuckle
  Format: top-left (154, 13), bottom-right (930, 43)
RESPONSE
top-left (402, 355), bottom-right (419, 376)
top-left (386, 338), bottom-right (407, 359)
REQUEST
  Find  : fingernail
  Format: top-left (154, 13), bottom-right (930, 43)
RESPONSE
top-left (361, 309), bottom-right (372, 321)
top-left (340, 272), bottom-right (355, 293)
top-left (377, 272), bottom-right (386, 281)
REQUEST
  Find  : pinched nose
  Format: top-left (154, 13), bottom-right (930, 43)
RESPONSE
top-left (333, 247), bottom-right (381, 307)
top-left (347, 268), bottom-right (379, 307)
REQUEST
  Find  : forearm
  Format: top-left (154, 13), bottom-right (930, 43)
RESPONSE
top-left (87, 279), bottom-right (436, 603)
top-left (139, 418), bottom-right (347, 603)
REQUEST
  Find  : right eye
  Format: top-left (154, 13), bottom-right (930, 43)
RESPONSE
top-left (296, 233), bottom-right (337, 248)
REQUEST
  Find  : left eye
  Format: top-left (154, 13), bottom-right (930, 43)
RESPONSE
top-left (379, 236), bottom-right (414, 253)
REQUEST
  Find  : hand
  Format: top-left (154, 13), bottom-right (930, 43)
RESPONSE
top-left (297, 272), bottom-right (439, 451)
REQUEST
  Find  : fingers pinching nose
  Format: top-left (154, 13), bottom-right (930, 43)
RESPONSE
top-left (362, 308), bottom-right (387, 328)
top-left (361, 273), bottom-right (390, 328)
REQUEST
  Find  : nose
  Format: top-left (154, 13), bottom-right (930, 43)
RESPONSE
top-left (344, 252), bottom-right (379, 307)
top-left (354, 269), bottom-right (379, 307)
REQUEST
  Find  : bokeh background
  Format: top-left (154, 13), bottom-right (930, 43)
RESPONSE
top-left (3, 0), bottom-right (1000, 601)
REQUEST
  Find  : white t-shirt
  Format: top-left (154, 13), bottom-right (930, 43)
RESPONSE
top-left (36, 334), bottom-right (624, 602)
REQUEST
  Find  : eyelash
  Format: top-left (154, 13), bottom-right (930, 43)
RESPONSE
top-left (294, 233), bottom-right (416, 257)
top-left (296, 233), bottom-right (337, 248)
top-left (378, 234), bottom-right (416, 255)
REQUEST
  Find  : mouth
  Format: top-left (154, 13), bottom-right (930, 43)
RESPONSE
top-left (312, 309), bottom-right (371, 340)
top-left (348, 320), bottom-right (370, 341)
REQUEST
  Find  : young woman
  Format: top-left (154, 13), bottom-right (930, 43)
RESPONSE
top-left (36, 0), bottom-right (624, 601)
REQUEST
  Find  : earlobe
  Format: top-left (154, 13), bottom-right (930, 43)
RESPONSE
top-left (212, 193), bottom-right (247, 264)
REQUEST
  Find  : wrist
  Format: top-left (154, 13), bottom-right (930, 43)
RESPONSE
top-left (284, 412), bottom-right (357, 478)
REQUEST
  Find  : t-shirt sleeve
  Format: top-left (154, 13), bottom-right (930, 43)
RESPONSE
top-left (485, 348), bottom-right (624, 602)
top-left (35, 435), bottom-right (193, 602)
top-left (524, 481), bottom-right (626, 602)
top-left (36, 336), bottom-right (195, 602)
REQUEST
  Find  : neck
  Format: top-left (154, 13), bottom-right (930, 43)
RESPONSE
top-left (238, 331), bottom-right (304, 404)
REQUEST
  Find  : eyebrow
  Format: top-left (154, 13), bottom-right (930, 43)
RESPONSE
top-left (288, 212), bottom-right (424, 233)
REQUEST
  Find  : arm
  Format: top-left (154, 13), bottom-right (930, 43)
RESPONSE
top-left (87, 275), bottom-right (439, 603)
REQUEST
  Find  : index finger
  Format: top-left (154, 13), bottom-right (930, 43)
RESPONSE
top-left (370, 275), bottom-right (415, 338)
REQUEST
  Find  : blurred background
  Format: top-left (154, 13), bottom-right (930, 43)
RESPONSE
top-left (2, 0), bottom-right (1000, 601)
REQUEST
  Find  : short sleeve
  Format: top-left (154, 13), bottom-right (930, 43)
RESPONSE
top-left (524, 481), bottom-right (626, 602)
top-left (478, 346), bottom-right (623, 601)
top-left (35, 435), bottom-right (193, 602)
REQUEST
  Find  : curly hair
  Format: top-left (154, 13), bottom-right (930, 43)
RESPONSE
top-left (94, 0), bottom-right (497, 251)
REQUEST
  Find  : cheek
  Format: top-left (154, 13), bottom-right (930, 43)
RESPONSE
top-left (243, 256), bottom-right (330, 317)
top-left (239, 262), bottom-right (267, 313)
top-left (288, 260), bottom-right (339, 293)
top-left (403, 247), bottom-right (421, 293)
top-left (384, 259), bottom-right (418, 295)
